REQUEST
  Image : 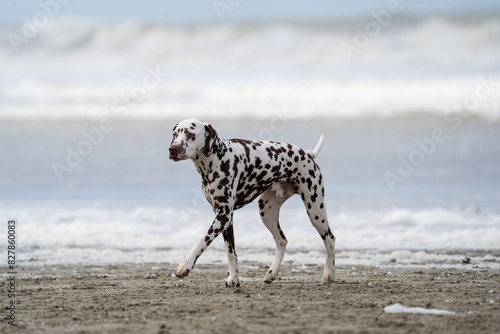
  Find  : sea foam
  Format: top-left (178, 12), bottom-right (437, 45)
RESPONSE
top-left (2, 202), bottom-right (498, 267)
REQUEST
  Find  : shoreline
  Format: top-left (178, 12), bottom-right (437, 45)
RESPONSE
top-left (2, 263), bottom-right (499, 333)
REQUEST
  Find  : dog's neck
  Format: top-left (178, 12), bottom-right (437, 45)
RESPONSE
top-left (191, 136), bottom-right (228, 183)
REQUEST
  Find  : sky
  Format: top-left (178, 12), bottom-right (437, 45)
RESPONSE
top-left (1, 0), bottom-right (500, 25)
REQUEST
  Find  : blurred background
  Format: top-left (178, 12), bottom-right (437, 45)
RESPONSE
top-left (1, 0), bottom-right (499, 267)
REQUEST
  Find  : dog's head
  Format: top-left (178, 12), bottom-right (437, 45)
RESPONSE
top-left (169, 118), bottom-right (218, 161)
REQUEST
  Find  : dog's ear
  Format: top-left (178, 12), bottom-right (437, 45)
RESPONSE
top-left (203, 124), bottom-right (217, 157)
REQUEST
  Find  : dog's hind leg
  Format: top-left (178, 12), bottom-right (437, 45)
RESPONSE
top-left (299, 181), bottom-right (335, 285)
top-left (258, 187), bottom-right (294, 283)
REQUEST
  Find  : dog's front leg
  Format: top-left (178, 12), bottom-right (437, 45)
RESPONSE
top-left (222, 224), bottom-right (239, 287)
top-left (175, 210), bottom-right (233, 279)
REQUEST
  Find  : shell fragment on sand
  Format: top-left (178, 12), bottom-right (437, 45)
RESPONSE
top-left (384, 303), bottom-right (455, 315)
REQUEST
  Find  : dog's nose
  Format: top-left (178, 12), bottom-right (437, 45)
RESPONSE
top-left (169, 145), bottom-right (179, 156)
top-left (169, 145), bottom-right (182, 160)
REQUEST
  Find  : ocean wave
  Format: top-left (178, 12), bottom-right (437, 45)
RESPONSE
top-left (1, 76), bottom-right (499, 121)
top-left (2, 16), bottom-right (499, 68)
top-left (1, 16), bottom-right (498, 59)
top-left (1, 16), bottom-right (499, 121)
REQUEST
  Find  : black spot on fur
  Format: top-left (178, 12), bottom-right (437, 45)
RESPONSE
top-left (278, 224), bottom-right (286, 240)
top-left (256, 171), bottom-right (267, 182)
top-left (221, 160), bottom-right (231, 176)
top-left (255, 157), bottom-right (262, 169)
top-left (214, 195), bottom-right (228, 203)
top-left (223, 225), bottom-right (236, 256)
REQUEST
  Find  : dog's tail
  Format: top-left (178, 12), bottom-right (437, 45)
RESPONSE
top-left (306, 135), bottom-right (324, 159)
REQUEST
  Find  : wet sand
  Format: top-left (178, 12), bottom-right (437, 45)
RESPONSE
top-left (2, 263), bottom-right (499, 333)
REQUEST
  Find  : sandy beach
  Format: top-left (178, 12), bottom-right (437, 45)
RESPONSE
top-left (2, 263), bottom-right (499, 333)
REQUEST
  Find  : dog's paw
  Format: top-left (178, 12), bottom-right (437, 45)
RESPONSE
top-left (263, 269), bottom-right (277, 284)
top-left (225, 276), bottom-right (240, 288)
top-left (175, 264), bottom-right (191, 278)
top-left (321, 272), bottom-right (334, 285)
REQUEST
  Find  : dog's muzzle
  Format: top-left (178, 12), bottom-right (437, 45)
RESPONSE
top-left (169, 144), bottom-right (185, 161)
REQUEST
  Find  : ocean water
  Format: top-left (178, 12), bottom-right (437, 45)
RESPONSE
top-left (1, 14), bottom-right (499, 269)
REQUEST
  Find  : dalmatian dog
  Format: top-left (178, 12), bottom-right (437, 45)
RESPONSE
top-left (169, 118), bottom-right (335, 286)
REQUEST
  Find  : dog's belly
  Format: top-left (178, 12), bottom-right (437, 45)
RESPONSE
top-left (232, 162), bottom-right (304, 210)
top-left (234, 179), bottom-right (299, 209)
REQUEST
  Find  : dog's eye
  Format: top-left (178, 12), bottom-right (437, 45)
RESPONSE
top-left (186, 133), bottom-right (196, 140)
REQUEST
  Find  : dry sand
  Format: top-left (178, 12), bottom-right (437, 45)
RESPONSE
top-left (2, 263), bottom-right (499, 333)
